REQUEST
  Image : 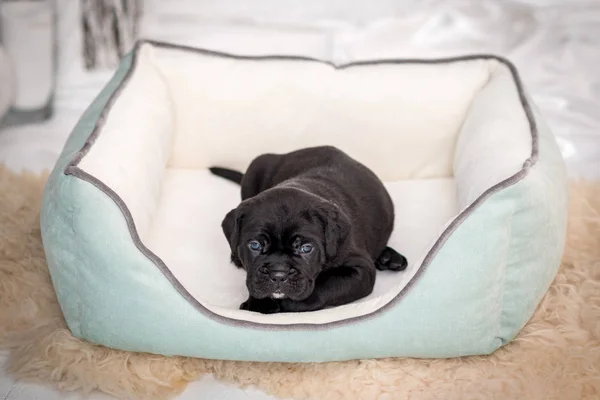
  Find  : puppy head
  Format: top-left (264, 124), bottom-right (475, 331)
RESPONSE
top-left (221, 188), bottom-right (351, 301)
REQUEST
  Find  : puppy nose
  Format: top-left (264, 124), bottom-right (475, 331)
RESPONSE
top-left (269, 270), bottom-right (289, 283)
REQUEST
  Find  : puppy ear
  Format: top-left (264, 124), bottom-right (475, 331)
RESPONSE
top-left (222, 207), bottom-right (243, 253)
top-left (322, 204), bottom-right (352, 260)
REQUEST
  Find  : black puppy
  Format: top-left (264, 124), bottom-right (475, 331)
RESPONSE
top-left (210, 146), bottom-right (407, 314)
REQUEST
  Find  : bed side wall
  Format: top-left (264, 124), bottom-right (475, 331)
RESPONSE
top-left (454, 62), bottom-right (568, 345)
top-left (77, 45), bottom-right (175, 241)
top-left (40, 51), bottom-right (136, 337)
top-left (453, 62), bottom-right (532, 209)
top-left (496, 98), bottom-right (568, 344)
top-left (153, 46), bottom-right (493, 181)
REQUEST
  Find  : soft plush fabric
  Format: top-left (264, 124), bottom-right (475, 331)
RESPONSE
top-left (3, 166), bottom-right (598, 400)
top-left (40, 40), bottom-right (568, 361)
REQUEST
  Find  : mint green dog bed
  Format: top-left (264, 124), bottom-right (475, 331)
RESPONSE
top-left (41, 40), bottom-right (568, 362)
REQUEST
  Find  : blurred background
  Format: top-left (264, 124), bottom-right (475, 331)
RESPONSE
top-left (0, 0), bottom-right (599, 180)
top-left (0, 0), bottom-right (599, 181)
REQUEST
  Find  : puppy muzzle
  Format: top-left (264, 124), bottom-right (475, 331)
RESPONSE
top-left (248, 263), bottom-right (313, 301)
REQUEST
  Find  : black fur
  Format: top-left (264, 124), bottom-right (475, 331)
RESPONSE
top-left (211, 146), bottom-right (407, 314)
top-left (209, 167), bottom-right (243, 184)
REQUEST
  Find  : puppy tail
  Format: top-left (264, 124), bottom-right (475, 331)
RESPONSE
top-left (209, 167), bottom-right (243, 185)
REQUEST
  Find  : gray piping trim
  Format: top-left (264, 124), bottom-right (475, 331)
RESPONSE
top-left (64, 39), bottom-right (538, 331)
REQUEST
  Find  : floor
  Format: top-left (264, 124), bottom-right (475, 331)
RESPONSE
top-left (1, 0), bottom-right (599, 399)
top-left (0, 350), bottom-right (275, 400)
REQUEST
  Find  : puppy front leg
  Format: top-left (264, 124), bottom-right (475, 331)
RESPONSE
top-left (240, 296), bottom-right (281, 314)
top-left (279, 255), bottom-right (376, 313)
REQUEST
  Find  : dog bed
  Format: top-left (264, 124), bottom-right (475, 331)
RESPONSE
top-left (40, 40), bottom-right (568, 362)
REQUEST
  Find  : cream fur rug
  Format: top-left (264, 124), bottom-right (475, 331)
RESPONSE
top-left (0, 165), bottom-right (599, 400)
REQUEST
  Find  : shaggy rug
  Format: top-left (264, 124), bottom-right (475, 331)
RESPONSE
top-left (0, 164), bottom-right (599, 400)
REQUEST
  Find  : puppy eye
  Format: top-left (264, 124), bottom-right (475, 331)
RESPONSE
top-left (300, 243), bottom-right (313, 254)
top-left (248, 240), bottom-right (262, 251)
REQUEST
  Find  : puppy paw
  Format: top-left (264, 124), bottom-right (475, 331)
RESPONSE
top-left (278, 298), bottom-right (322, 313)
top-left (240, 297), bottom-right (281, 314)
top-left (376, 246), bottom-right (408, 271)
